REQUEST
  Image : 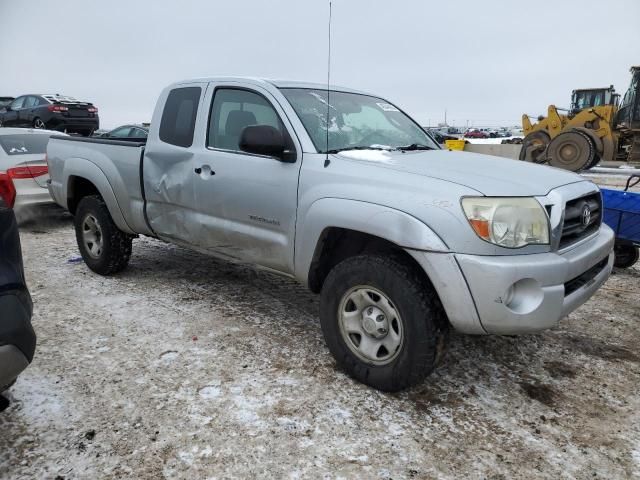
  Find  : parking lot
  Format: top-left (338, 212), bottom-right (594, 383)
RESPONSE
top-left (1, 177), bottom-right (639, 479)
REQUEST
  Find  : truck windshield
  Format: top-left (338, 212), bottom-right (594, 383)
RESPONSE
top-left (280, 88), bottom-right (438, 153)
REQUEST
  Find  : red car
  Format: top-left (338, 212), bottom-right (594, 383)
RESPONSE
top-left (464, 129), bottom-right (489, 139)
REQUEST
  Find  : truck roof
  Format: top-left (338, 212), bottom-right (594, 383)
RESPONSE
top-left (171, 77), bottom-right (372, 96)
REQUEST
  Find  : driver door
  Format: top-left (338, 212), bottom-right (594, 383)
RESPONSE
top-left (189, 83), bottom-right (302, 274)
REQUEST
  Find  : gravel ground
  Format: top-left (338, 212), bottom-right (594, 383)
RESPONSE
top-left (1, 183), bottom-right (639, 479)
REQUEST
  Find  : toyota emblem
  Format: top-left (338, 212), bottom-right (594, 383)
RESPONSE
top-left (581, 204), bottom-right (591, 227)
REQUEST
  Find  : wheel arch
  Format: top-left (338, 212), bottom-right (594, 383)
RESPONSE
top-left (295, 198), bottom-right (448, 292)
top-left (63, 159), bottom-right (134, 233)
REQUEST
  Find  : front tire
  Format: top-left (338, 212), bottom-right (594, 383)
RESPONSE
top-left (320, 254), bottom-right (449, 392)
top-left (74, 195), bottom-right (133, 275)
top-left (547, 130), bottom-right (595, 171)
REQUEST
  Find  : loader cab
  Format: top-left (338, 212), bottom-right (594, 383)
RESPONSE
top-left (615, 66), bottom-right (640, 129)
top-left (570, 86), bottom-right (617, 115)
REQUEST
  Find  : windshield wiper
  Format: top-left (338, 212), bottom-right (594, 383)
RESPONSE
top-left (325, 146), bottom-right (391, 154)
top-left (395, 143), bottom-right (435, 151)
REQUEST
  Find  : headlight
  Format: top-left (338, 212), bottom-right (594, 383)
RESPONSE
top-left (461, 197), bottom-right (550, 248)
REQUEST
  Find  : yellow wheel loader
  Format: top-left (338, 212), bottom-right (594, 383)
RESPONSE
top-left (521, 66), bottom-right (640, 171)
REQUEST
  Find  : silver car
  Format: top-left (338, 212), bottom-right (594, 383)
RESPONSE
top-left (0, 128), bottom-right (64, 208)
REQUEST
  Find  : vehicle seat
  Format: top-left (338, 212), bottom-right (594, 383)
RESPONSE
top-left (220, 110), bottom-right (257, 150)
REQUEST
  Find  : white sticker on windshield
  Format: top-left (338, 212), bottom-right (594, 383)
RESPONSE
top-left (376, 102), bottom-right (399, 112)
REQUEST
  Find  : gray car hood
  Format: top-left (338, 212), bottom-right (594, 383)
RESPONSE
top-left (335, 149), bottom-right (585, 196)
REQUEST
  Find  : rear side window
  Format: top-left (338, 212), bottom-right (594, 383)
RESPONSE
top-left (159, 87), bottom-right (201, 147)
top-left (0, 134), bottom-right (50, 156)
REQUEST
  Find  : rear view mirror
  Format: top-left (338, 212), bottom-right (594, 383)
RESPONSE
top-left (239, 125), bottom-right (293, 161)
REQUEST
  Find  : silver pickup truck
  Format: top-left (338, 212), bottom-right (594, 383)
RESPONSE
top-left (47, 77), bottom-right (614, 391)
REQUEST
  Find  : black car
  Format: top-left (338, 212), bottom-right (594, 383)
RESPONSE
top-left (0, 97), bottom-right (14, 109)
top-left (425, 128), bottom-right (458, 144)
top-left (0, 176), bottom-right (36, 401)
top-left (0, 94), bottom-right (99, 136)
top-left (98, 123), bottom-right (149, 140)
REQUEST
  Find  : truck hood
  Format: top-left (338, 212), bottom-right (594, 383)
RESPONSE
top-left (335, 149), bottom-right (584, 196)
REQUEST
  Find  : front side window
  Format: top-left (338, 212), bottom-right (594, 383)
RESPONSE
top-left (10, 97), bottom-right (25, 110)
top-left (159, 86), bottom-right (201, 147)
top-left (280, 88), bottom-right (438, 153)
top-left (207, 88), bottom-right (288, 152)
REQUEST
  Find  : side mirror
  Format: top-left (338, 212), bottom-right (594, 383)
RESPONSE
top-left (239, 125), bottom-right (293, 161)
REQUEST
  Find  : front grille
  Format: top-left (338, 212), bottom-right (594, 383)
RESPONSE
top-left (559, 193), bottom-right (602, 249)
top-left (564, 257), bottom-right (608, 296)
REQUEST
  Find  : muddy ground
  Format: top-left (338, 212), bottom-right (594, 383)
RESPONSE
top-left (1, 192), bottom-right (639, 479)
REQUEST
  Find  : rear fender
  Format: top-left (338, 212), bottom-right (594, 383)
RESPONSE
top-left (63, 158), bottom-right (134, 233)
top-left (294, 198), bottom-right (448, 284)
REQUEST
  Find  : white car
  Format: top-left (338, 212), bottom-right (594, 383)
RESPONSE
top-left (0, 128), bottom-right (64, 208)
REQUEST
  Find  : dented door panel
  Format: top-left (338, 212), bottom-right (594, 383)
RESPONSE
top-left (142, 82), bottom-right (208, 244)
top-left (188, 81), bottom-right (303, 274)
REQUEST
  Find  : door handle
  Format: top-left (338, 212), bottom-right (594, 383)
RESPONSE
top-left (195, 166), bottom-right (216, 176)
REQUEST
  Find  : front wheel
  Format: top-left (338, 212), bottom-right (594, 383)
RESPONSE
top-left (320, 254), bottom-right (449, 392)
top-left (74, 195), bottom-right (133, 275)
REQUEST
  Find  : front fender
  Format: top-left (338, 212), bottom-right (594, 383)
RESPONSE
top-left (294, 198), bottom-right (448, 283)
top-left (62, 158), bottom-right (134, 234)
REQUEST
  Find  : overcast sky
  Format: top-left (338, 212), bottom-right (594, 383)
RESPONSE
top-left (1, 0), bottom-right (638, 129)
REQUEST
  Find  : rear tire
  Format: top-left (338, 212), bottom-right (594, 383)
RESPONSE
top-left (319, 254), bottom-right (449, 392)
top-left (33, 118), bottom-right (46, 129)
top-left (74, 195), bottom-right (133, 275)
top-left (614, 244), bottom-right (639, 269)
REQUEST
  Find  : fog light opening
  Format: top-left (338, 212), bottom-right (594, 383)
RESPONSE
top-left (504, 278), bottom-right (544, 315)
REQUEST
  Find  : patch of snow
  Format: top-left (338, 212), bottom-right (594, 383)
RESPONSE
top-left (198, 386), bottom-right (221, 399)
top-left (337, 149), bottom-right (394, 163)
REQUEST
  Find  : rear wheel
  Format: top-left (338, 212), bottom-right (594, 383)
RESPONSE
top-left (614, 244), bottom-right (639, 269)
top-left (319, 254), bottom-right (449, 392)
top-left (74, 195), bottom-right (133, 275)
top-left (547, 130), bottom-right (595, 171)
top-left (519, 131), bottom-right (550, 163)
top-left (33, 118), bottom-right (46, 129)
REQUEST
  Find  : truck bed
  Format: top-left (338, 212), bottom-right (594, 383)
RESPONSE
top-left (47, 135), bottom-right (153, 236)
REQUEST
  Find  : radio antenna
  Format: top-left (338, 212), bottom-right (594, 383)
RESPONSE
top-left (325, 0), bottom-right (332, 162)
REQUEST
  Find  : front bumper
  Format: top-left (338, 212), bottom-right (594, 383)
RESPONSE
top-left (411, 224), bottom-right (614, 335)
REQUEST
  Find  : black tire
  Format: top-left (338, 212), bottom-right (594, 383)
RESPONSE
top-left (74, 195), bottom-right (133, 275)
top-left (32, 117), bottom-right (46, 129)
top-left (519, 131), bottom-right (550, 163)
top-left (547, 130), bottom-right (595, 171)
top-left (614, 244), bottom-right (639, 269)
top-left (320, 254), bottom-right (449, 392)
